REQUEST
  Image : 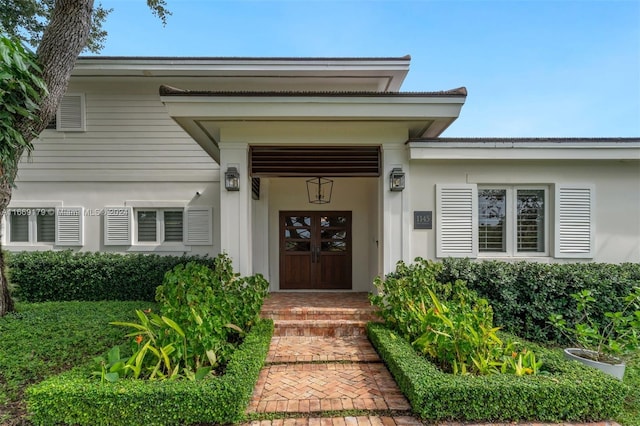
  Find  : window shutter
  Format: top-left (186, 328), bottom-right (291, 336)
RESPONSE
top-left (104, 207), bottom-right (132, 246)
top-left (184, 207), bottom-right (212, 246)
top-left (56, 93), bottom-right (85, 132)
top-left (55, 207), bottom-right (83, 246)
top-left (436, 184), bottom-right (478, 258)
top-left (554, 185), bottom-right (594, 258)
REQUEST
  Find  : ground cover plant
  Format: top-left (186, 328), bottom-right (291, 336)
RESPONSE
top-left (0, 301), bottom-right (144, 425)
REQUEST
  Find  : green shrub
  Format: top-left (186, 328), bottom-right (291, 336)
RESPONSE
top-left (372, 259), bottom-right (541, 376)
top-left (367, 322), bottom-right (628, 422)
top-left (436, 258), bottom-right (640, 344)
top-left (156, 255), bottom-right (269, 366)
top-left (99, 255), bottom-right (269, 382)
top-left (26, 319), bottom-right (273, 426)
top-left (7, 251), bottom-right (217, 302)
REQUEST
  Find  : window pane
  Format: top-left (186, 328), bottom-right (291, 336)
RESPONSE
top-left (37, 211), bottom-right (55, 243)
top-left (517, 189), bottom-right (545, 252)
top-left (478, 189), bottom-right (506, 252)
top-left (137, 211), bottom-right (157, 242)
top-left (10, 212), bottom-right (29, 242)
top-left (164, 211), bottom-right (183, 242)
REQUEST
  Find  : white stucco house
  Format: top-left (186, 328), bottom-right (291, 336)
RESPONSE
top-left (4, 55), bottom-right (639, 292)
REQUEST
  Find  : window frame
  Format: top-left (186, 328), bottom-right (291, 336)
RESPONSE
top-left (133, 208), bottom-right (184, 245)
top-left (6, 207), bottom-right (57, 245)
top-left (477, 185), bottom-right (549, 258)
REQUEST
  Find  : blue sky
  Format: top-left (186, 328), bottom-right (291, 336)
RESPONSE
top-left (99, 0), bottom-right (640, 137)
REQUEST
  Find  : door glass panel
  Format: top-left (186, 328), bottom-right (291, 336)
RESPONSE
top-left (286, 216), bottom-right (311, 227)
top-left (285, 228), bottom-right (310, 239)
top-left (286, 241), bottom-right (311, 252)
top-left (321, 241), bottom-right (346, 252)
top-left (320, 216), bottom-right (347, 227)
top-left (321, 229), bottom-right (346, 239)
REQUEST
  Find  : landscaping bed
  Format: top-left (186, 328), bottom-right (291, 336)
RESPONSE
top-left (26, 318), bottom-right (273, 426)
top-left (367, 322), bottom-right (628, 422)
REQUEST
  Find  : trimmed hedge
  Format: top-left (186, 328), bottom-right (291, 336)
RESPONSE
top-left (26, 318), bottom-right (273, 426)
top-left (438, 259), bottom-right (640, 344)
top-left (7, 251), bottom-right (217, 302)
top-left (367, 322), bottom-right (628, 422)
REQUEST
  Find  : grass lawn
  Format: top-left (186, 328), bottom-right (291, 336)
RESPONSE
top-left (0, 301), bottom-right (148, 425)
top-left (618, 352), bottom-right (640, 426)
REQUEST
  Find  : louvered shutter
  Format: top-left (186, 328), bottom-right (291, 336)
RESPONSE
top-left (104, 207), bottom-right (132, 245)
top-left (436, 184), bottom-right (478, 258)
top-left (55, 207), bottom-right (83, 246)
top-left (56, 94), bottom-right (85, 131)
top-left (554, 185), bottom-right (594, 258)
top-left (184, 207), bottom-right (212, 246)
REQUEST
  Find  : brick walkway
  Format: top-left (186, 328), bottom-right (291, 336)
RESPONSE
top-left (248, 336), bottom-right (410, 414)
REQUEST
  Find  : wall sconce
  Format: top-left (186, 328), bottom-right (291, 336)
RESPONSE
top-left (224, 166), bottom-right (240, 191)
top-left (389, 167), bottom-right (405, 192)
top-left (306, 177), bottom-right (333, 204)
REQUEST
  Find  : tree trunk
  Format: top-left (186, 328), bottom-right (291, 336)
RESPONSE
top-left (0, 180), bottom-right (15, 314)
top-left (0, 0), bottom-right (94, 316)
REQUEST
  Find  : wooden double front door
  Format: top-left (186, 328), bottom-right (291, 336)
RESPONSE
top-left (279, 211), bottom-right (352, 290)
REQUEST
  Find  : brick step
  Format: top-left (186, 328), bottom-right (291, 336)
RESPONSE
top-left (272, 319), bottom-right (371, 337)
top-left (261, 307), bottom-right (380, 322)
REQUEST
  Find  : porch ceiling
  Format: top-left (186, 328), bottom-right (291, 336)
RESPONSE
top-left (160, 87), bottom-right (467, 163)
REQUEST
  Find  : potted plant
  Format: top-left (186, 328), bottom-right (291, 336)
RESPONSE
top-left (549, 286), bottom-right (640, 380)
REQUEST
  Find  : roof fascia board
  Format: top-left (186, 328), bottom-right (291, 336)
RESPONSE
top-left (409, 141), bottom-right (640, 160)
top-left (160, 95), bottom-right (466, 120)
top-left (71, 57), bottom-right (411, 89)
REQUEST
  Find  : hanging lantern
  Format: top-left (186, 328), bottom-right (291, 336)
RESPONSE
top-left (306, 177), bottom-right (333, 204)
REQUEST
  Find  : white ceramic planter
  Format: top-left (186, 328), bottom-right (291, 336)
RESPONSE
top-left (563, 348), bottom-right (626, 380)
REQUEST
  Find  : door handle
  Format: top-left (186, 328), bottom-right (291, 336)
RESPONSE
top-left (315, 246), bottom-right (321, 262)
top-left (311, 245), bottom-right (316, 263)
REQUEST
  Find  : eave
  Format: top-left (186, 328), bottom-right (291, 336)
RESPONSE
top-left (160, 88), bottom-right (468, 162)
top-left (71, 56), bottom-right (412, 91)
top-left (408, 138), bottom-right (640, 160)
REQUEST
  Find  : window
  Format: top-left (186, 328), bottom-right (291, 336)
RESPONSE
top-left (8, 209), bottom-right (56, 243)
top-left (6, 207), bottom-right (84, 246)
top-left (104, 206), bottom-right (212, 247)
top-left (478, 187), bottom-right (546, 256)
top-left (134, 209), bottom-right (183, 244)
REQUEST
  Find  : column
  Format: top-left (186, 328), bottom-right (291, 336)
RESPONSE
top-left (219, 143), bottom-right (253, 276)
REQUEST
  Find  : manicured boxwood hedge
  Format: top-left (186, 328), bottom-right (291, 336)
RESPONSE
top-left (7, 251), bottom-right (218, 302)
top-left (26, 319), bottom-right (273, 426)
top-left (437, 258), bottom-right (640, 344)
top-left (367, 322), bottom-right (628, 423)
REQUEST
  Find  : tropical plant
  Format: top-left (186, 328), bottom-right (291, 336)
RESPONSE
top-left (373, 259), bottom-right (541, 376)
top-left (156, 255), bottom-right (269, 366)
top-left (549, 287), bottom-right (640, 363)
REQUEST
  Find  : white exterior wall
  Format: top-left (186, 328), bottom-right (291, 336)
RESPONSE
top-left (6, 79), bottom-right (220, 256)
top-left (409, 159), bottom-right (640, 263)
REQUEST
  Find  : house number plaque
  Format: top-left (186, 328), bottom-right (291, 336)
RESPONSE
top-left (413, 211), bottom-right (432, 229)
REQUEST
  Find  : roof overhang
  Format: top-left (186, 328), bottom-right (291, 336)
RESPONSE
top-left (161, 87), bottom-right (468, 162)
top-left (71, 56), bottom-right (412, 91)
top-left (408, 138), bottom-right (640, 160)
